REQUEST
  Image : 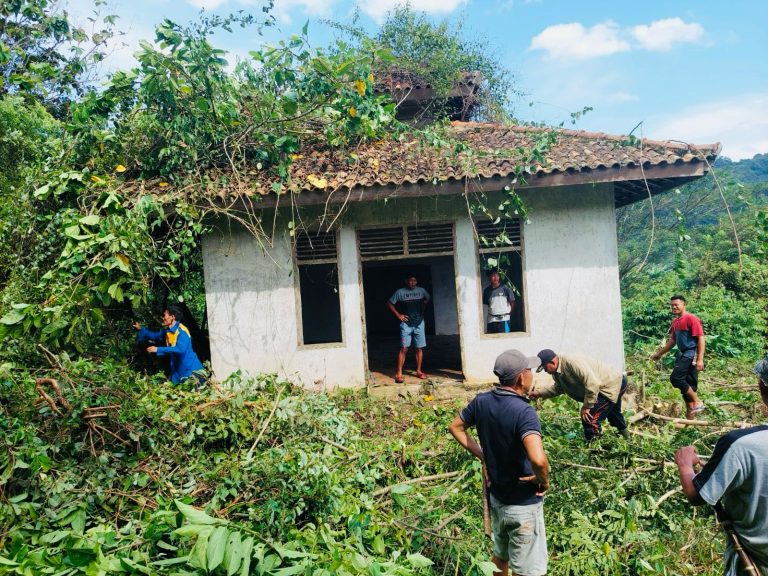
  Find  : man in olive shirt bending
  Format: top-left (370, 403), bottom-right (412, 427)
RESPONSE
top-left (530, 349), bottom-right (628, 441)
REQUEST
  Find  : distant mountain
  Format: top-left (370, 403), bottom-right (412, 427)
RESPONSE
top-left (616, 152), bottom-right (768, 277)
top-left (715, 153), bottom-right (768, 185)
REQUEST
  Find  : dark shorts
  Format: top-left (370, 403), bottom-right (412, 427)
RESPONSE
top-left (670, 355), bottom-right (698, 397)
top-left (487, 320), bottom-right (511, 334)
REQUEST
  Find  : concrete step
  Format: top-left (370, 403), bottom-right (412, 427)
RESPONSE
top-left (368, 377), bottom-right (492, 401)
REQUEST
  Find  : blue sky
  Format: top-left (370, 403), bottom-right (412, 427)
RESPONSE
top-left (67, 0), bottom-right (767, 160)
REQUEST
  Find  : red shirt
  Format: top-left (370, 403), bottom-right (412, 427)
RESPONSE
top-left (669, 313), bottom-right (704, 358)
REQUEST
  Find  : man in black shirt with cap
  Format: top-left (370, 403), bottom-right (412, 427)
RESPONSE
top-left (449, 349), bottom-right (550, 576)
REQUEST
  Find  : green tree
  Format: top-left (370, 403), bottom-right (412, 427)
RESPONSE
top-left (328, 5), bottom-right (515, 122)
top-left (0, 12), bottom-right (402, 357)
top-left (0, 0), bottom-right (118, 117)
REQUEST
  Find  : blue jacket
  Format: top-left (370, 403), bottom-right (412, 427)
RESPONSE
top-left (137, 321), bottom-right (204, 384)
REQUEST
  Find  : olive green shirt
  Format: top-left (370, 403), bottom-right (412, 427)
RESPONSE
top-left (533, 354), bottom-right (623, 409)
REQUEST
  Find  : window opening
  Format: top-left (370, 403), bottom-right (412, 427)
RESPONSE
top-left (295, 230), bottom-right (342, 344)
top-left (477, 218), bottom-right (525, 333)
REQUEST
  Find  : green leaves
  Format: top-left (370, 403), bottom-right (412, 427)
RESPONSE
top-left (175, 500), bottom-right (223, 525)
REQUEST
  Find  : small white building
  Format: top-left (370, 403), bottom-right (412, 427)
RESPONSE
top-left (201, 123), bottom-right (719, 388)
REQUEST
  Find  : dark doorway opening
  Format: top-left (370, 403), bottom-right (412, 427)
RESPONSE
top-left (362, 258), bottom-right (463, 386)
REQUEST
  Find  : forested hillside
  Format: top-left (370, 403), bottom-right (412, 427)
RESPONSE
top-left (619, 154), bottom-right (768, 361)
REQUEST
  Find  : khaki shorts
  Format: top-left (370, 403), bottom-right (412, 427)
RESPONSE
top-left (490, 496), bottom-right (548, 576)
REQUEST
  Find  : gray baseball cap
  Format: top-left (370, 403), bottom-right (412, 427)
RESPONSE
top-left (753, 355), bottom-right (768, 383)
top-left (493, 349), bottom-right (539, 385)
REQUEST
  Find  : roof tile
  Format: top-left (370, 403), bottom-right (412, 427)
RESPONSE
top-left (199, 123), bottom-right (721, 200)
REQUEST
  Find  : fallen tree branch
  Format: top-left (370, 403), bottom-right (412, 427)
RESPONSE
top-left (433, 505), bottom-right (468, 533)
top-left (654, 487), bottom-right (681, 508)
top-left (35, 378), bottom-right (71, 415)
top-left (392, 518), bottom-right (465, 541)
top-left (629, 409), bottom-right (649, 424)
top-left (646, 411), bottom-right (750, 428)
top-left (562, 462), bottom-right (608, 472)
top-left (373, 471), bottom-right (463, 497)
top-left (245, 386), bottom-right (285, 461)
top-left (319, 435), bottom-right (355, 455)
top-left (196, 394), bottom-right (235, 412)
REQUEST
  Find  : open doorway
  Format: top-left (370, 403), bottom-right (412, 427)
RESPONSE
top-left (362, 257), bottom-right (463, 385)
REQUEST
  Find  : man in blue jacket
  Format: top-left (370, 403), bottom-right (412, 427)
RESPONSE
top-left (133, 305), bottom-right (205, 384)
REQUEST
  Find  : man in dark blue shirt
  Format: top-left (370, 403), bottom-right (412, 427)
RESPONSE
top-left (449, 349), bottom-right (550, 576)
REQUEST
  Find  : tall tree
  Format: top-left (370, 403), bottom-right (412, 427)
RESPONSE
top-left (0, 0), bottom-right (117, 117)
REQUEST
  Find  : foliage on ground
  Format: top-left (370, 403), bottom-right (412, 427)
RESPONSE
top-left (2, 352), bottom-right (765, 575)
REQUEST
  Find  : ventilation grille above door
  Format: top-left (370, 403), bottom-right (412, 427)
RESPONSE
top-left (358, 227), bottom-right (405, 259)
top-left (407, 223), bottom-right (454, 254)
top-left (476, 218), bottom-right (521, 252)
top-left (295, 230), bottom-right (338, 263)
top-left (358, 223), bottom-right (454, 260)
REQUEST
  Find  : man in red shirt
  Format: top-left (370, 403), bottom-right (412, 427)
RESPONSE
top-left (651, 295), bottom-right (706, 419)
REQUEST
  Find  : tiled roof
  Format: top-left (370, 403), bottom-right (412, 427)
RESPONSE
top-left (223, 122), bottom-right (719, 206)
top-left (372, 70), bottom-right (482, 94)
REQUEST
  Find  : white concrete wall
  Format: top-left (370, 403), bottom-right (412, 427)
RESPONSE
top-left (457, 185), bottom-right (625, 383)
top-left (203, 183), bottom-right (625, 388)
top-left (202, 226), bottom-right (366, 389)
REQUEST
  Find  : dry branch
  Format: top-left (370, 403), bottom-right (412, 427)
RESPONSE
top-left (629, 409), bottom-right (649, 424)
top-left (646, 411), bottom-right (750, 428)
top-left (195, 394), bottom-right (236, 412)
top-left (245, 386), bottom-right (285, 460)
top-left (433, 506), bottom-right (468, 533)
top-left (653, 487), bottom-right (681, 508)
top-left (35, 377), bottom-right (71, 415)
top-left (319, 435), bottom-right (355, 455)
top-left (373, 471), bottom-right (463, 497)
top-left (562, 462), bottom-right (609, 472)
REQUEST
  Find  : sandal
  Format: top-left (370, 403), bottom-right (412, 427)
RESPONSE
top-left (416, 371), bottom-right (427, 380)
top-left (687, 404), bottom-right (706, 418)
top-left (395, 375), bottom-right (405, 384)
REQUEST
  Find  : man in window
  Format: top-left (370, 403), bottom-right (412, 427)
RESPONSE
top-left (387, 275), bottom-right (430, 383)
top-left (483, 268), bottom-right (516, 334)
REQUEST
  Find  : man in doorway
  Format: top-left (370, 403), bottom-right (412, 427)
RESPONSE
top-left (650, 295), bottom-right (706, 419)
top-left (387, 275), bottom-right (431, 383)
top-left (530, 349), bottom-right (629, 441)
top-left (674, 356), bottom-right (768, 575)
top-left (483, 268), bottom-right (516, 334)
top-left (134, 304), bottom-right (205, 385)
top-left (449, 349), bottom-right (550, 576)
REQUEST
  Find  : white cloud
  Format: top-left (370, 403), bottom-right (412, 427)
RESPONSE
top-left (187, 0), bottom-right (228, 8)
top-left (651, 94), bottom-right (768, 161)
top-left (358, 0), bottom-right (469, 23)
top-left (607, 91), bottom-right (638, 102)
top-left (233, 0), bottom-right (335, 24)
top-left (529, 17), bottom-right (705, 61)
top-left (631, 18), bottom-right (703, 52)
top-left (529, 21), bottom-right (630, 61)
